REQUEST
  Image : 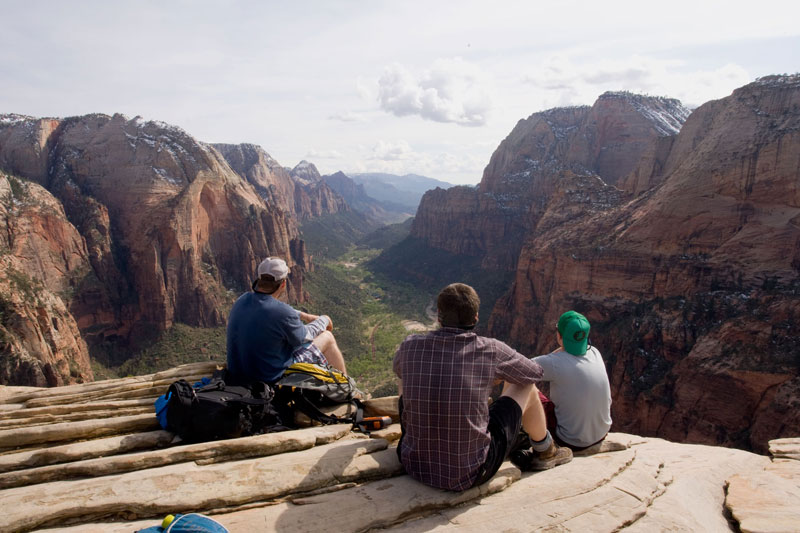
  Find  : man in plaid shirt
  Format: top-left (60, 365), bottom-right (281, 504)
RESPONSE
top-left (393, 283), bottom-right (572, 491)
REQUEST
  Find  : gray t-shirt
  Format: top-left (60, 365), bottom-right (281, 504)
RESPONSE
top-left (533, 346), bottom-right (612, 447)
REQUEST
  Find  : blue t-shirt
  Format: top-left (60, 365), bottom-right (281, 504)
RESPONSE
top-left (226, 292), bottom-right (309, 383)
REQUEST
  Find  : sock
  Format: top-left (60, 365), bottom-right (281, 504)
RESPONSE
top-left (531, 430), bottom-right (553, 453)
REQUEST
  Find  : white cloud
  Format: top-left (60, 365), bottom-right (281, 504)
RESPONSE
top-left (520, 54), bottom-right (753, 109)
top-left (327, 111), bottom-right (366, 123)
top-left (305, 148), bottom-right (343, 159)
top-left (676, 63), bottom-right (752, 107)
top-left (370, 140), bottom-right (413, 161)
top-left (346, 139), bottom-right (486, 183)
top-left (377, 58), bottom-right (492, 126)
top-left (356, 76), bottom-right (375, 102)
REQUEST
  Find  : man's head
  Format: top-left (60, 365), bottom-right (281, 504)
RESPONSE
top-left (253, 257), bottom-right (289, 294)
top-left (556, 310), bottom-right (590, 355)
top-left (437, 283), bottom-right (479, 329)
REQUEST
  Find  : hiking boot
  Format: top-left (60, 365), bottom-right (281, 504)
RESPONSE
top-left (510, 442), bottom-right (573, 471)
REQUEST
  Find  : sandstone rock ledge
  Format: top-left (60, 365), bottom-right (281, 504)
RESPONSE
top-left (1, 363), bottom-right (797, 533)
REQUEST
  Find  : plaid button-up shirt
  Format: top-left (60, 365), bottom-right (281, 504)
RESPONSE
top-left (393, 327), bottom-right (543, 491)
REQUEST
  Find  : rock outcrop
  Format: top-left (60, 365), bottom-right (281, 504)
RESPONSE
top-left (0, 114), bottom-right (311, 384)
top-left (391, 75), bottom-right (800, 452)
top-left (409, 92), bottom-right (689, 272)
top-left (0, 364), bottom-right (797, 533)
top-left (288, 160), bottom-right (349, 219)
top-left (211, 143), bottom-right (299, 216)
top-left (0, 173), bottom-right (93, 386)
top-left (213, 146), bottom-right (349, 221)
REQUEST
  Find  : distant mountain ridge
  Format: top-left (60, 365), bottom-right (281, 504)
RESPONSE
top-left (322, 171), bottom-right (412, 224)
top-left (349, 172), bottom-right (455, 211)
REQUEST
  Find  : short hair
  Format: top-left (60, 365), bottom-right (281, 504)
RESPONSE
top-left (254, 274), bottom-right (284, 294)
top-left (437, 283), bottom-right (480, 328)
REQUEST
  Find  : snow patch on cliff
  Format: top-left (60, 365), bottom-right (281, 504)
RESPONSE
top-left (152, 167), bottom-right (183, 186)
top-left (630, 99), bottom-right (690, 136)
top-left (0, 114), bottom-right (33, 126)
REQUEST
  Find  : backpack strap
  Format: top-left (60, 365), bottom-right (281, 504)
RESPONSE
top-left (290, 391), bottom-right (365, 427)
top-left (194, 380), bottom-right (274, 406)
top-left (168, 380), bottom-right (197, 407)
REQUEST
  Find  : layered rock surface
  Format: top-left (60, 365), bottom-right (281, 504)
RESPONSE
top-left (287, 160), bottom-right (349, 219)
top-left (394, 76), bottom-right (800, 452)
top-left (213, 146), bottom-right (349, 222)
top-left (409, 92), bottom-right (689, 272)
top-left (0, 114), bottom-right (319, 385)
top-left (0, 173), bottom-right (93, 386)
top-left (0, 364), bottom-right (797, 533)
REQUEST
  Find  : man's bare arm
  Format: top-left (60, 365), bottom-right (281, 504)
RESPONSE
top-left (299, 311), bottom-right (334, 331)
top-left (298, 311), bottom-right (318, 323)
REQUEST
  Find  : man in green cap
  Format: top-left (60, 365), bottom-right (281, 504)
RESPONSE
top-left (524, 311), bottom-right (611, 452)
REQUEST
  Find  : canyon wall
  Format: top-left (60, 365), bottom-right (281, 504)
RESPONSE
top-left (0, 114), bottom-right (316, 385)
top-left (410, 92), bottom-right (689, 272)
top-left (399, 76), bottom-right (800, 451)
top-left (214, 146), bottom-right (348, 221)
top-left (0, 173), bottom-right (93, 385)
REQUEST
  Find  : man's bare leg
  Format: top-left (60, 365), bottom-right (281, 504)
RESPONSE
top-left (312, 330), bottom-right (347, 375)
top-left (504, 382), bottom-right (572, 470)
top-left (502, 382), bottom-right (546, 441)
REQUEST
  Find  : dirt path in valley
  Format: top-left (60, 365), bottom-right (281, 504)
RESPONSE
top-left (401, 301), bottom-right (438, 332)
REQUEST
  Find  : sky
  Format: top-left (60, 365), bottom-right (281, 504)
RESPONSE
top-left (2, 1), bottom-right (799, 185)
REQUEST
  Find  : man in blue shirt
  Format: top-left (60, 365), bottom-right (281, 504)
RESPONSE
top-left (226, 257), bottom-right (346, 383)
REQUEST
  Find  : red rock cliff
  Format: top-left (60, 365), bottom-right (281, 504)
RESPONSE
top-left (288, 160), bottom-right (349, 220)
top-left (0, 114), bottom-right (311, 384)
top-left (492, 77), bottom-right (800, 452)
top-left (403, 77), bottom-right (800, 451)
top-left (411, 93), bottom-right (689, 271)
top-left (0, 173), bottom-right (93, 385)
top-left (213, 145), bottom-right (349, 222)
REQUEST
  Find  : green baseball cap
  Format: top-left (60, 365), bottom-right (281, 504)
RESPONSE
top-left (557, 310), bottom-right (590, 356)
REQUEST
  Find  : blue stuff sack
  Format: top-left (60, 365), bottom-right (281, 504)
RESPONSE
top-left (136, 513), bottom-right (229, 532)
top-left (154, 392), bottom-right (171, 430)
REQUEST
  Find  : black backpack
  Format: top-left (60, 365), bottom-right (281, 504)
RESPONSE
top-left (164, 377), bottom-right (283, 442)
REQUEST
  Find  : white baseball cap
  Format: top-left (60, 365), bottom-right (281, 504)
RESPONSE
top-left (257, 257), bottom-right (289, 280)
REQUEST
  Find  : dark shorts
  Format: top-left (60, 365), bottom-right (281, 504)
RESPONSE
top-left (471, 396), bottom-right (523, 487)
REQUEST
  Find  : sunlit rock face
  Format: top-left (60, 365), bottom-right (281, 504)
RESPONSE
top-left (411, 92), bottom-right (689, 272)
top-left (0, 174), bottom-right (93, 386)
top-left (408, 76), bottom-right (800, 452)
top-left (0, 114), bottom-right (311, 385)
top-left (213, 146), bottom-right (348, 221)
top-left (287, 160), bottom-right (349, 220)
